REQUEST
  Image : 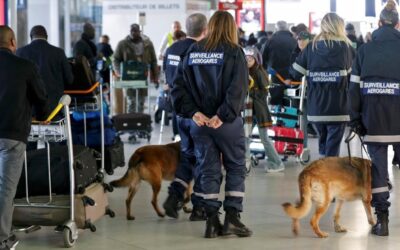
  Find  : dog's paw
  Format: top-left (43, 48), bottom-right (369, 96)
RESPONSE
top-left (369, 219), bottom-right (376, 226)
top-left (182, 206), bottom-right (192, 213)
top-left (157, 213), bottom-right (166, 218)
top-left (316, 231), bottom-right (329, 238)
top-left (334, 224), bottom-right (347, 233)
top-left (127, 215), bottom-right (136, 221)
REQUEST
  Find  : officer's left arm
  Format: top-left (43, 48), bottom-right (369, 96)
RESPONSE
top-left (216, 49), bottom-right (248, 122)
top-left (290, 43), bottom-right (309, 80)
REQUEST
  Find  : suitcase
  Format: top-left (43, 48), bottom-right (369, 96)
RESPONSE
top-left (67, 56), bottom-right (96, 91)
top-left (15, 145), bottom-right (101, 198)
top-left (13, 183), bottom-right (114, 231)
top-left (112, 112), bottom-right (152, 131)
top-left (94, 137), bottom-right (125, 175)
top-left (269, 126), bottom-right (304, 156)
top-left (272, 106), bottom-right (299, 128)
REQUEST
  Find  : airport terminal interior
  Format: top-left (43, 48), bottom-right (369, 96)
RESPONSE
top-left (2, 0), bottom-right (400, 249)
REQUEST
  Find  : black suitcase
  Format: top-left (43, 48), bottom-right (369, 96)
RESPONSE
top-left (15, 145), bottom-right (101, 198)
top-left (112, 113), bottom-right (152, 131)
top-left (112, 113), bottom-right (152, 142)
top-left (94, 137), bottom-right (125, 175)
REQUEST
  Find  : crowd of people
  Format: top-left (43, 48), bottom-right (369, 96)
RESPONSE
top-left (1, 0), bottom-right (400, 248)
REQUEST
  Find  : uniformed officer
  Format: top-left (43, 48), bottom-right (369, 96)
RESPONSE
top-left (162, 13), bottom-right (208, 221)
top-left (349, 0), bottom-right (400, 236)
top-left (171, 11), bottom-right (252, 238)
top-left (291, 13), bottom-right (354, 158)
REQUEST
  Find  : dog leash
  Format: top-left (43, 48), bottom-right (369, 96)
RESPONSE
top-left (344, 130), bottom-right (371, 164)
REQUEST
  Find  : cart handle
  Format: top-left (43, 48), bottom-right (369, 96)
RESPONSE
top-left (64, 82), bottom-right (100, 95)
top-left (268, 68), bottom-right (302, 85)
top-left (32, 95), bottom-right (71, 124)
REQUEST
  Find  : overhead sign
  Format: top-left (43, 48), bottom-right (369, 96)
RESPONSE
top-left (218, 2), bottom-right (243, 10)
top-left (103, 0), bottom-right (184, 14)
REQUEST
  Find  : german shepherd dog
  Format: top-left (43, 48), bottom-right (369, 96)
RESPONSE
top-left (110, 142), bottom-right (191, 220)
top-left (282, 157), bottom-right (376, 238)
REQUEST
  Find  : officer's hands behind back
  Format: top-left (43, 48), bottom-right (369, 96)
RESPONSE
top-left (192, 112), bottom-right (223, 129)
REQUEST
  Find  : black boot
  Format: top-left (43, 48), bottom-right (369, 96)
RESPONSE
top-left (163, 194), bottom-right (183, 219)
top-left (204, 211), bottom-right (223, 238)
top-left (372, 210), bottom-right (389, 236)
top-left (190, 206), bottom-right (207, 221)
top-left (222, 208), bottom-right (252, 237)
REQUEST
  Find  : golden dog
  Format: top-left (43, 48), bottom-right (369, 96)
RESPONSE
top-left (282, 157), bottom-right (375, 238)
top-left (110, 142), bottom-right (191, 220)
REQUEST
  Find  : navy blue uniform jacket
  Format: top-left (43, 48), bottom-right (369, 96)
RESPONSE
top-left (0, 48), bottom-right (48, 143)
top-left (163, 38), bottom-right (196, 88)
top-left (171, 41), bottom-right (248, 123)
top-left (17, 39), bottom-right (73, 110)
top-left (291, 40), bottom-right (353, 123)
top-left (350, 26), bottom-right (400, 144)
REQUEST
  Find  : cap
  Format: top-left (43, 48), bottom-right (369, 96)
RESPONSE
top-left (244, 46), bottom-right (262, 66)
top-left (291, 23), bottom-right (308, 34)
top-left (297, 31), bottom-right (311, 40)
top-left (345, 23), bottom-right (355, 31)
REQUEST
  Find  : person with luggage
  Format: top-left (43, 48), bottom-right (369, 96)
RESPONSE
top-left (171, 11), bottom-right (252, 238)
top-left (349, 0), bottom-right (400, 236)
top-left (113, 24), bottom-right (159, 114)
top-left (73, 22), bottom-right (98, 77)
top-left (162, 13), bottom-right (208, 221)
top-left (17, 25), bottom-right (73, 111)
top-left (290, 13), bottom-right (353, 158)
top-left (0, 25), bottom-right (48, 250)
top-left (243, 46), bottom-right (284, 173)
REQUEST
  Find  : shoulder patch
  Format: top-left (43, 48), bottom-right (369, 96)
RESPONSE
top-left (188, 52), bottom-right (224, 65)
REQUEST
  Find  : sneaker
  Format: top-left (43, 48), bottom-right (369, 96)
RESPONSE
top-left (265, 163), bottom-right (285, 173)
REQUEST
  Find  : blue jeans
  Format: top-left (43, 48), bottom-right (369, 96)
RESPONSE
top-left (0, 139), bottom-right (26, 244)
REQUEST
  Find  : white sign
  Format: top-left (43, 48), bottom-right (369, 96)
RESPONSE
top-left (103, 0), bottom-right (184, 14)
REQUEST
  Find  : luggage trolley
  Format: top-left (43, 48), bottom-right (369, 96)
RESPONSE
top-left (110, 62), bottom-right (152, 143)
top-left (65, 82), bottom-right (106, 176)
top-left (250, 77), bottom-right (310, 166)
top-left (12, 95), bottom-right (80, 247)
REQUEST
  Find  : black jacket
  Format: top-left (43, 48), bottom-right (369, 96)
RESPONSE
top-left (171, 41), bottom-right (248, 122)
top-left (0, 48), bottom-right (48, 143)
top-left (349, 26), bottom-right (400, 144)
top-left (291, 40), bottom-right (353, 123)
top-left (17, 39), bottom-right (73, 110)
top-left (261, 30), bottom-right (296, 83)
top-left (97, 42), bottom-right (113, 58)
top-left (73, 34), bottom-right (97, 74)
top-left (163, 38), bottom-right (196, 88)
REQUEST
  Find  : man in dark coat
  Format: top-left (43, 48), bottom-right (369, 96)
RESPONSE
top-left (261, 20), bottom-right (297, 84)
top-left (73, 22), bottom-right (98, 76)
top-left (17, 25), bottom-right (73, 110)
top-left (0, 25), bottom-right (48, 250)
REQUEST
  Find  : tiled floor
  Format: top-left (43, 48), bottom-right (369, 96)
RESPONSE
top-left (13, 112), bottom-right (400, 250)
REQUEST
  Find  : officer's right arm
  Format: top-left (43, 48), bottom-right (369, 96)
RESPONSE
top-left (171, 60), bottom-right (198, 119)
top-left (348, 50), bottom-right (363, 127)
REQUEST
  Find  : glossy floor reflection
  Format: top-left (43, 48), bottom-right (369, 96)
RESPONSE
top-left (14, 121), bottom-right (400, 250)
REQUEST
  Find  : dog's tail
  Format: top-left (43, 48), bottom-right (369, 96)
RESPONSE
top-left (282, 171), bottom-right (312, 219)
top-left (110, 150), bottom-right (142, 188)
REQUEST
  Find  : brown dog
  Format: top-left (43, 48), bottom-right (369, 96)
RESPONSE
top-left (110, 141), bottom-right (191, 220)
top-left (282, 157), bottom-right (376, 238)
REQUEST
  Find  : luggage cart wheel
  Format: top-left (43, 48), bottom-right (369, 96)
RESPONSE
top-left (128, 134), bottom-right (137, 144)
top-left (106, 169), bottom-right (114, 175)
top-left (63, 227), bottom-right (76, 248)
top-left (300, 148), bottom-right (311, 165)
top-left (82, 196), bottom-right (95, 206)
top-left (96, 172), bottom-right (104, 182)
top-left (251, 154), bottom-right (259, 166)
top-left (147, 134), bottom-right (151, 142)
top-left (103, 183), bottom-right (114, 192)
top-left (85, 221), bottom-right (96, 232)
top-left (106, 207), bottom-right (116, 218)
